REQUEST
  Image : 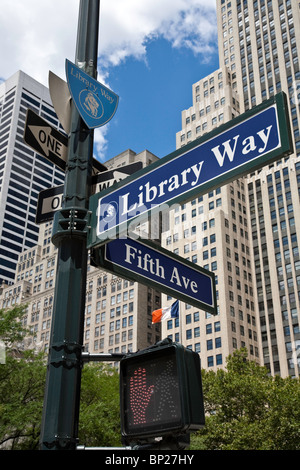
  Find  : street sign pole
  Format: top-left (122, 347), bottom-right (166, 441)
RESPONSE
top-left (39, 0), bottom-right (100, 450)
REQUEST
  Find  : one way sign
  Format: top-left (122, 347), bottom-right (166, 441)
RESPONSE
top-left (24, 109), bottom-right (68, 171)
top-left (23, 109), bottom-right (107, 173)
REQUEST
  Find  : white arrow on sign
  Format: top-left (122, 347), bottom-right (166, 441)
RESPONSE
top-left (24, 109), bottom-right (107, 173)
top-left (96, 170), bottom-right (133, 192)
top-left (28, 125), bottom-right (68, 161)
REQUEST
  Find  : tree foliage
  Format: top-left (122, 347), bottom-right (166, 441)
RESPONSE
top-left (0, 306), bottom-right (122, 450)
top-left (0, 351), bottom-right (46, 449)
top-left (191, 349), bottom-right (300, 450)
top-left (0, 306), bottom-right (46, 449)
top-left (79, 363), bottom-right (121, 447)
top-left (0, 304), bottom-right (29, 346)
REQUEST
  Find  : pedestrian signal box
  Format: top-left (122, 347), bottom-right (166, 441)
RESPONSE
top-left (119, 339), bottom-right (205, 443)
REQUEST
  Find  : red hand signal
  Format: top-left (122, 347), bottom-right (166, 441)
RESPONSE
top-left (129, 367), bottom-right (154, 424)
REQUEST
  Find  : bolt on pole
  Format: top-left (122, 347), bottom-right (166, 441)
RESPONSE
top-left (39, 0), bottom-right (100, 450)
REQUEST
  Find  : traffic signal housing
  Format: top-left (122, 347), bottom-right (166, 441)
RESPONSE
top-left (119, 338), bottom-right (205, 444)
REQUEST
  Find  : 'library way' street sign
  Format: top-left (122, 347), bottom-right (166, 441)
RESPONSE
top-left (87, 92), bottom-right (293, 249)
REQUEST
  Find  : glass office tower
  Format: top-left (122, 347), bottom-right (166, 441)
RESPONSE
top-left (0, 71), bottom-right (64, 284)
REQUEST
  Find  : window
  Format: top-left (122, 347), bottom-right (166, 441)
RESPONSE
top-left (207, 356), bottom-right (214, 367)
top-left (216, 354), bottom-right (223, 365)
top-left (186, 329), bottom-right (192, 340)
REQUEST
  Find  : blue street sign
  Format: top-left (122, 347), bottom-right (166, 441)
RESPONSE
top-left (87, 92), bottom-right (292, 248)
top-left (66, 59), bottom-right (119, 129)
top-left (91, 237), bottom-right (217, 314)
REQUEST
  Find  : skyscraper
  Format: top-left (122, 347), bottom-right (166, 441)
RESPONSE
top-left (161, 0), bottom-right (300, 378)
top-left (161, 67), bottom-right (261, 371)
top-left (217, 0), bottom-right (300, 377)
top-left (0, 71), bottom-right (65, 285)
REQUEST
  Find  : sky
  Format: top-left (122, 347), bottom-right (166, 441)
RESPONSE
top-left (0, 0), bottom-right (219, 164)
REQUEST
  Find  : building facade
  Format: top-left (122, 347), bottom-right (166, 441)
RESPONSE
top-left (161, 68), bottom-right (261, 371)
top-left (217, 0), bottom-right (300, 377)
top-left (0, 71), bottom-right (65, 285)
top-left (161, 0), bottom-right (300, 378)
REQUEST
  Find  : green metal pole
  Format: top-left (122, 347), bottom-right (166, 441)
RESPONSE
top-left (39, 0), bottom-right (100, 450)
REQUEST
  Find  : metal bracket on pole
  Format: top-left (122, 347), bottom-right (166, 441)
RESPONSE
top-left (43, 436), bottom-right (79, 450)
top-left (52, 207), bottom-right (89, 245)
top-left (66, 153), bottom-right (94, 172)
top-left (81, 352), bottom-right (125, 363)
top-left (49, 341), bottom-right (83, 370)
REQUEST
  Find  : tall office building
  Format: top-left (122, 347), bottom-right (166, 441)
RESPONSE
top-left (0, 71), bottom-right (65, 285)
top-left (217, 0), bottom-right (300, 377)
top-left (161, 67), bottom-right (261, 371)
top-left (161, 0), bottom-right (300, 378)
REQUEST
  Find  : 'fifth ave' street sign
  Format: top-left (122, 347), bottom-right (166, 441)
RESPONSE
top-left (91, 237), bottom-right (217, 314)
top-left (87, 92), bottom-right (292, 249)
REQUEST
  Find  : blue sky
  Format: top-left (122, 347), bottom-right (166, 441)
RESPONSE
top-left (98, 38), bottom-right (219, 162)
top-left (0, 0), bottom-right (219, 164)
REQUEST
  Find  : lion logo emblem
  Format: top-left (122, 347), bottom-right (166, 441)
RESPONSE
top-left (79, 89), bottom-right (104, 120)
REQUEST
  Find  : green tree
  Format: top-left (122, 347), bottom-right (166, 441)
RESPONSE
top-left (3, 306), bottom-right (299, 451)
top-left (0, 306), bottom-right (122, 449)
top-left (191, 349), bottom-right (300, 450)
top-left (0, 351), bottom-right (46, 449)
top-left (0, 305), bottom-right (46, 449)
top-left (0, 304), bottom-right (29, 346)
top-left (79, 363), bottom-right (121, 447)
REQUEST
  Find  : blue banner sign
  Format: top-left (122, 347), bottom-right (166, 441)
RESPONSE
top-left (87, 93), bottom-right (292, 248)
top-left (91, 237), bottom-right (217, 313)
top-left (66, 60), bottom-right (119, 129)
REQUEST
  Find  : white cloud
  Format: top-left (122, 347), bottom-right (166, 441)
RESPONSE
top-left (0, 1), bottom-right (217, 161)
top-left (0, 0), bottom-right (79, 84)
top-left (0, 0), bottom-right (217, 84)
top-left (93, 126), bottom-right (110, 163)
top-left (99, 0), bottom-right (217, 68)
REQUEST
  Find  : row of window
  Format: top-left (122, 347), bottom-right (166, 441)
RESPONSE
top-left (86, 329), bottom-right (135, 345)
top-left (93, 338), bottom-right (134, 354)
top-left (181, 114), bottom-right (225, 142)
top-left (167, 334), bottom-right (224, 367)
top-left (167, 316), bottom-right (221, 332)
